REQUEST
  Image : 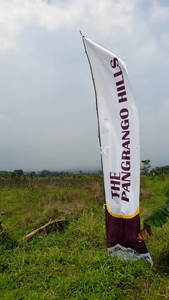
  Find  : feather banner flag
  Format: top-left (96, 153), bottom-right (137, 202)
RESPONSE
top-left (81, 34), bottom-right (153, 264)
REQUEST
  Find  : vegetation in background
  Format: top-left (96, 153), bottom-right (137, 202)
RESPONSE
top-left (140, 159), bottom-right (151, 176)
top-left (1, 172), bottom-right (169, 299)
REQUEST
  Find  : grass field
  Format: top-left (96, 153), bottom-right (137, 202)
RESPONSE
top-left (1, 175), bottom-right (169, 299)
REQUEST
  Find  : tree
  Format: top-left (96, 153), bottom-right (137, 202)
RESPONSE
top-left (97, 170), bottom-right (102, 175)
top-left (40, 170), bottom-right (51, 177)
top-left (13, 169), bottom-right (24, 177)
top-left (150, 165), bottom-right (169, 176)
top-left (30, 171), bottom-right (36, 176)
top-left (141, 160), bottom-right (151, 176)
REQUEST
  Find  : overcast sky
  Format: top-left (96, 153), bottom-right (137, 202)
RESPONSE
top-left (0, 0), bottom-right (169, 171)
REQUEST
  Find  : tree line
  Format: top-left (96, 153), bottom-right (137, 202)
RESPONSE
top-left (0, 162), bottom-right (169, 178)
top-left (141, 160), bottom-right (169, 177)
top-left (0, 169), bottom-right (103, 178)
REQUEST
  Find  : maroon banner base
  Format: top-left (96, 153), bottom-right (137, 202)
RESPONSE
top-left (106, 210), bottom-right (148, 254)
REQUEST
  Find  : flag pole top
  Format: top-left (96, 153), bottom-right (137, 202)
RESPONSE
top-left (79, 30), bottom-right (84, 38)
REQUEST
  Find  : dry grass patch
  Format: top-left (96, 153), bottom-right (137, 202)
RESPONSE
top-left (140, 187), bottom-right (154, 200)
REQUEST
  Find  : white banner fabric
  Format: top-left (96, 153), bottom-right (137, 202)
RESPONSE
top-left (83, 37), bottom-right (140, 219)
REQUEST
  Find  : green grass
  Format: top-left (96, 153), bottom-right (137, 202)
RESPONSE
top-left (1, 175), bottom-right (169, 299)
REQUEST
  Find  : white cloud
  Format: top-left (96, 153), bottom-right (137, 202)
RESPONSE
top-left (137, 39), bottom-right (158, 59)
top-left (0, 115), bottom-right (10, 124)
top-left (161, 32), bottom-right (169, 50)
top-left (158, 98), bottom-right (169, 116)
top-left (0, 0), bottom-right (137, 52)
top-left (0, 0), bottom-right (169, 170)
top-left (83, 0), bottom-right (136, 34)
top-left (151, 0), bottom-right (169, 21)
top-left (140, 98), bottom-right (169, 167)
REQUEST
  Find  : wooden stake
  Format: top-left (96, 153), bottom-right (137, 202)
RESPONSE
top-left (24, 218), bottom-right (65, 240)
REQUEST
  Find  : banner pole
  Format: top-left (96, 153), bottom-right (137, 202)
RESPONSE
top-left (80, 31), bottom-right (107, 244)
